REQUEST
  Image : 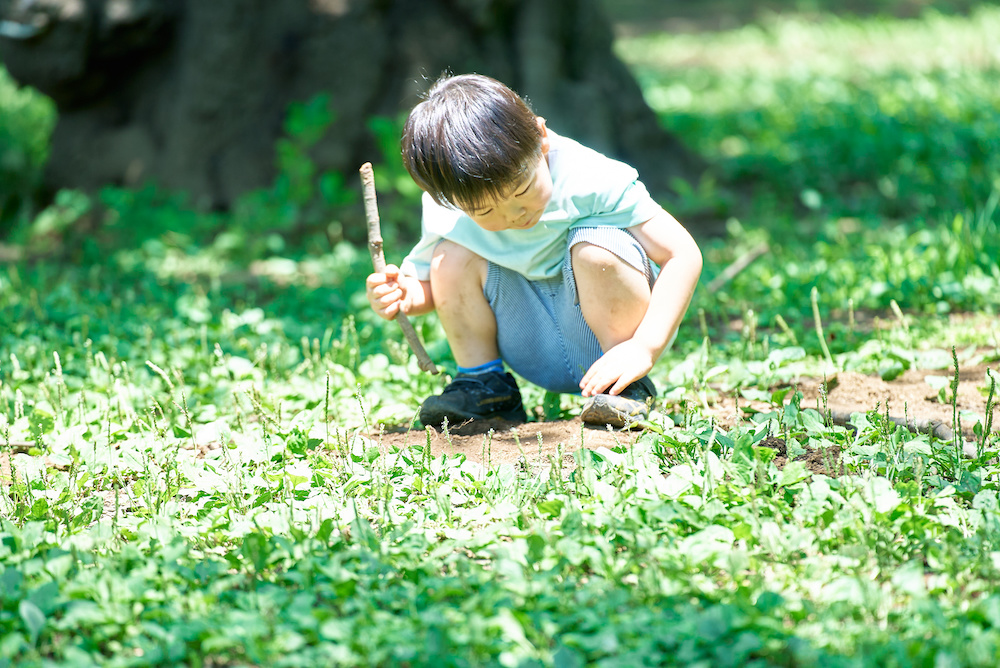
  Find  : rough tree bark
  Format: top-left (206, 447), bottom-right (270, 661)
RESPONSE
top-left (0, 0), bottom-right (702, 216)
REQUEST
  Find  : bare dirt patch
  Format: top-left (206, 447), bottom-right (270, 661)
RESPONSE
top-left (754, 435), bottom-right (844, 478)
top-left (3, 363), bottom-right (995, 484)
top-left (371, 417), bottom-right (648, 475)
top-left (372, 362), bottom-right (999, 475)
top-left (796, 365), bottom-right (996, 434)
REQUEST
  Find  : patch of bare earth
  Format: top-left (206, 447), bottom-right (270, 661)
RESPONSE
top-left (3, 363), bottom-right (995, 486)
top-left (370, 417), bottom-right (647, 477)
top-left (372, 362), bottom-right (998, 478)
top-left (796, 365), bottom-right (996, 434)
top-left (753, 435), bottom-right (845, 477)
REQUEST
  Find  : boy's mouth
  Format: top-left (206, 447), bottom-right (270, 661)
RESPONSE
top-left (514, 212), bottom-right (539, 229)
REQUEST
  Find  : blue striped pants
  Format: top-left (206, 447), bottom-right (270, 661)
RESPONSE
top-left (484, 226), bottom-right (654, 393)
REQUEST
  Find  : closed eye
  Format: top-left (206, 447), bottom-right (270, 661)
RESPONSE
top-left (470, 176), bottom-right (533, 217)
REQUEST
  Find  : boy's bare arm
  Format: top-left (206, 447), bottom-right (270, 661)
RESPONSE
top-left (366, 264), bottom-right (435, 320)
top-left (579, 209), bottom-right (703, 397)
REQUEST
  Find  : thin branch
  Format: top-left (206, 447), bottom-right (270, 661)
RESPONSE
top-left (4, 441), bottom-right (34, 452)
top-left (706, 242), bottom-right (769, 294)
top-left (360, 162), bottom-right (439, 374)
top-left (827, 409), bottom-right (986, 459)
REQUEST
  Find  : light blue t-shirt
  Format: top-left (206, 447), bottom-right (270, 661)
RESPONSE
top-left (400, 130), bottom-right (663, 282)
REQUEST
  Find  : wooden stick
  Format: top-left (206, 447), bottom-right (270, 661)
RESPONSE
top-left (4, 441), bottom-right (34, 453)
top-left (826, 409), bottom-right (987, 459)
top-left (706, 242), bottom-right (769, 294)
top-left (360, 163), bottom-right (439, 374)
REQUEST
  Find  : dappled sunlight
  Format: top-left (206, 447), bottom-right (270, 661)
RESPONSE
top-left (2, 2), bottom-right (1000, 664)
top-left (616, 5), bottom-right (1000, 75)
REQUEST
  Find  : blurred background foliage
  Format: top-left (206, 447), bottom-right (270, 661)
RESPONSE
top-left (616, 2), bottom-right (1000, 224)
top-left (603, 0), bottom-right (995, 32)
top-left (1, 0), bottom-right (998, 366)
top-left (0, 65), bottom-right (55, 238)
top-left (3, 7), bottom-right (1000, 664)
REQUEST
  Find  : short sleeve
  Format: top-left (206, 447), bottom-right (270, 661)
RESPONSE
top-left (399, 234), bottom-right (436, 281)
top-left (571, 178), bottom-right (663, 230)
top-left (400, 194), bottom-right (464, 280)
top-left (397, 130), bottom-right (667, 281)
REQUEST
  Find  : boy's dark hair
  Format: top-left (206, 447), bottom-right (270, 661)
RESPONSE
top-left (401, 73), bottom-right (542, 212)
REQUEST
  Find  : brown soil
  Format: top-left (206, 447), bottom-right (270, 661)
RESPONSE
top-left (372, 362), bottom-right (999, 477)
top-left (3, 363), bottom-right (996, 484)
top-left (370, 416), bottom-right (653, 477)
top-left (796, 366), bottom-right (994, 430)
top-left (754, 435), bottom-right (844, 477)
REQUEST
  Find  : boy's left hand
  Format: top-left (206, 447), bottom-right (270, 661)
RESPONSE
top-left (579, 339), bottom-right (654, 397)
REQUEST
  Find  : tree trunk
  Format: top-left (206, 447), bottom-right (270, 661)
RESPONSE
top-left (0, 0), bottom-right (702, 216)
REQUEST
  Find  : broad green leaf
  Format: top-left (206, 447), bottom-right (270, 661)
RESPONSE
top-left (867, 476), bottom-right (902, 514)
top-left (536, 499), bottom-right (564, 519)
top-left (19, 599), bottom-right (45, 645)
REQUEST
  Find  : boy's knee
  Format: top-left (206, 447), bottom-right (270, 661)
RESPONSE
top-left (431, 240), bottom-right (487, 286)
top-left (571, 242), bottom-right (639, 280)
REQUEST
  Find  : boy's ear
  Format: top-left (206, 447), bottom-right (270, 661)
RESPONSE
top-left (536, 116), bottom-right (550, 154)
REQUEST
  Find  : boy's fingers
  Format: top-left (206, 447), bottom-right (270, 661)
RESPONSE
top-left (580, 344), bottom-right (650, 397)
top-left (580, 363), bottom-right (615, 397)
top-left (383, 288), bottom-right (404, 308)
top-left (372, 282), bottom-right (395, 297)
top-left (604, 378), bottom-right (624, 396)
top-left (373, 299), bottom-right (399, 321)
top-left (367, 266), bottom-right (400, 285)
top-left (365, 273), bottom-right (387, 290)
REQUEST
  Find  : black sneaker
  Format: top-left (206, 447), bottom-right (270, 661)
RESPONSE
top-left (580, 376), bottom-right (656, 428)
top-left (419, 370), bottom-right (527, 428)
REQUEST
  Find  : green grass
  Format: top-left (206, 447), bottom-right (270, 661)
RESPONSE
top-left (0, 66), bottom-right (56, 235)
top-left (2, 5), bottom-right (1000, 667)
top-left (619, 5), bottom-right (1000, 224)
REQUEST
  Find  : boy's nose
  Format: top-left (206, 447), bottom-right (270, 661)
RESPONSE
top-left (505, 205), bottom-right (526, 223)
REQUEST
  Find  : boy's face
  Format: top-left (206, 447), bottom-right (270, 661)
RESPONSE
top-left (460, 118), bottom-right (553, 232)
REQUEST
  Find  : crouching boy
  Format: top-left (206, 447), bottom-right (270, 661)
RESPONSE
top-left (366, 73), bottom-right (702, 429)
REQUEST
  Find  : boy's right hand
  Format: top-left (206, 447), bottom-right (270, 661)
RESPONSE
top-left (366, 264), bottom-right (407, 320)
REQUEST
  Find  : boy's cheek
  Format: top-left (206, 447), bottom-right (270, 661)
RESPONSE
top-left (471, 216), bottom-right (506, 232)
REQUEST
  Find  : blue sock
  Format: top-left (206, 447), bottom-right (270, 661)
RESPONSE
top-left (457, 359), bottom-right (504, 376)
